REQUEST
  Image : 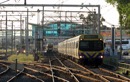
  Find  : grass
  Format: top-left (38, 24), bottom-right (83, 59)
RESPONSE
top-left (37, 52), bottom-right (44, 62)
top-left (103, 56), bottom-right (118, 66)
top-left (116, 70), bottom-right (123, 74)
top-left (115, 69), bottom-right (130, 78)
top-left (8, 54), bottom-right (34, 63)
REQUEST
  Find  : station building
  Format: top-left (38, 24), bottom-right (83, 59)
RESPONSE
top-left (29, 21), bottom-right (130, 51)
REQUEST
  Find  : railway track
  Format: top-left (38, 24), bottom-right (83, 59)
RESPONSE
top-left (0, 63), bottom-right (9, 74)
top-left (0, 61), bottom-right (56, 82)
top-left (25, 63), bottom-right (68, 82)
top-left (43, 54), bottom-right (108, 82)
top-left (0, 53), bottom-right (130, 82)
top-left (50, 53), bottom-right (130, 82)
top-left (71, 57), bottom-right (130, 82)
top-left (66, 57), bottom-right (130, 82)
top-left (0, 62), bottom-right (22, 82)
top-left (44, 55), bottom-right (79, 82)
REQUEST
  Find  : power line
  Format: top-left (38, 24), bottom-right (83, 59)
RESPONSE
top-left (15, 0), bottom-right (20, 2)
top-left (0, 0), bottom-right (10, 4)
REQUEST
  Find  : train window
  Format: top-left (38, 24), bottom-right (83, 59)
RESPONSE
top-left (79, 40), bottom-right (104, 51)
top-left (115, 41), bottom-right (128, 44)
top-left (94, 40), bottom-right (104, 50)
top-left (80, 42), bottom-right (89, 47)
top-left (79, 41), bottom-right (89, 50)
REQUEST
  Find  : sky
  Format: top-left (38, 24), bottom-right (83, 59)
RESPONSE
top-left (0, 0), bottom-right (119, 27)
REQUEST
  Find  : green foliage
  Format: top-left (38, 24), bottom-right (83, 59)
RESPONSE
top-left (103, 56), bottom-right (118, 66)
top-left (8, 54), bottom-right (34, 63)
top-left (117, 0), bottom-right (130, 4)
top-left (106, 0), bottom-right (130, 31)
top-left (106, 0), bottom-right (130, 4)
top-left (106, 0), bottom-right (117, 5)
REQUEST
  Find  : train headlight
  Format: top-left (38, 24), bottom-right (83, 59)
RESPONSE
top-left (17, 50), bottom-right (19, 53)
top-left (100, 55), bottom-right (103, 59)
top-left (23, 50), bottom-right (26, 53)
top-left (80, 39), bottom-right (83, 40)
top-left (79, 55), bottom-right (84, 58)
top-left (44, 51), bottom-right (47, 53)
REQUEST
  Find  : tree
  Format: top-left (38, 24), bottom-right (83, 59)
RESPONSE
top-left (106, 0), bottom-right (130, 29)
top-left (79, 12), bottom-right (105, 28)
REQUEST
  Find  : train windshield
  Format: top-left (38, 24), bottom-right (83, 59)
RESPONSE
top-left (79, 40), bottom-right (104, 51)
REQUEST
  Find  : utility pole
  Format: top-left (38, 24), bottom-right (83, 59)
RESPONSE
top-left (11, 21), bottom-right (13, 55)
top-left (25, 9), bottom-right (29, 56)
top-left (120, 26), bottom-right (122, 60)
top-left (41, 6), bottom-right (44, 52)
top-left (111, 25), bottom-right (115, 56)
top-left (5, 11), bottom-right (7, 59)
top-left (24, 0), bottom-right (26, 5)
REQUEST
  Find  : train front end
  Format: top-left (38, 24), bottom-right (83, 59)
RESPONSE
top-left (78, 35), bottom-right (104, 66)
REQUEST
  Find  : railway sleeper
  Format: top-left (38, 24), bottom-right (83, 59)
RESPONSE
top-left (100, 68), bottom-right (130, 81)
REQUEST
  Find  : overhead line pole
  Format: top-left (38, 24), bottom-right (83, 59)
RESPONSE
top-left (24, 0), bottom-right (26, 5)
top-left (120, 26), bottom-right (122, 60)
top-left (5, 11), bottom-right (7, 59)
top-left (11, 21), bottom-right (13, 55)
top-left (41, 6), bottom-right (44, 52)
top-left (25, 9), bottom-right (29, 56)
top-left (98, 5), bottom-right (100, 34)
top-left (20, 15), bottom-right (23, 51)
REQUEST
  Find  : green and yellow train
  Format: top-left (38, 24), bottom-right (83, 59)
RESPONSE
top-left (58, 34), bottom-right (105, 66)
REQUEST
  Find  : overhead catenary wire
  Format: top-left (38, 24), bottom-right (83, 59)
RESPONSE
top-left (0, 0), bottom-right (10, 4)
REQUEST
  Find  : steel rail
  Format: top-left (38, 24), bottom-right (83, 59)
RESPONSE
top-left (0, 65), bottom-right (9, 75)
top-left (24, 67), bottom-right (44, 82)
top-left (28, 64), bottom-right (69, 82)
top-left (6, 68), bottom-right (24, 82)
top-left (51, 65), bottom-right (101, 82)
top-left (99, 68), bottom-right (130, 81)
top-left (49, 59), bottom-right (55, 82)
top-left (64, 58), bottom-right (110, 82)
top-left (22, 72), bottom-right (44, 82)
top-left (54, 55), bottom-right (80, 82)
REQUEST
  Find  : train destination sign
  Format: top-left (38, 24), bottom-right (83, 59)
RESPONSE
top-left (84, 35), bottom-right (98, 39)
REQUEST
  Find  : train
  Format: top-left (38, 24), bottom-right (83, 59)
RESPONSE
top-left (57, 34), bottom-right (105, 66)
top-left (46, 43), bottom-right (53, 52)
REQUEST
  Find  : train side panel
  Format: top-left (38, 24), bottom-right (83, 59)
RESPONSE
top-left (58, 40), bottom-right (66, 55)
top-left (66, 36), bottom-right (80, 59)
